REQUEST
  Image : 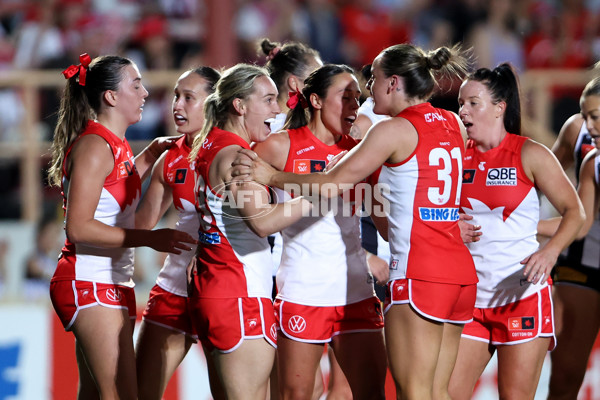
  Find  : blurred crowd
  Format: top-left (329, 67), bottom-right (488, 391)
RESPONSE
top-left (3, 0), bottom-right (600, 72)
top-left (1, 0), bottom-right (600, 140)
top-left (0, 0), bottom-right (599, 220)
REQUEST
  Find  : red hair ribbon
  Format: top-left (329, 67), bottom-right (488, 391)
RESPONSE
top-left (62, 53), bottom-right (92, 86)
top-left (286, 91), bottom-right (308, 110)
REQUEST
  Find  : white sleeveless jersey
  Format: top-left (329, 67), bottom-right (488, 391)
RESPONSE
top-left (276, 126), bottom-right (375, 306)
top-left (461, 134), bottom-right (543, 308)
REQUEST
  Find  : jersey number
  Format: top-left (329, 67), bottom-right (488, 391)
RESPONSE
top-left (428, 147), bottom-right (462, 205)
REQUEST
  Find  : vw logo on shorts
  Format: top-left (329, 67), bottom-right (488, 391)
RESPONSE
top-left (106, 288), bottom-right (122, 303)
top-left (270, 323), bottom-right (277, 340)
top-left (288, 315), bottom-right (306, 333)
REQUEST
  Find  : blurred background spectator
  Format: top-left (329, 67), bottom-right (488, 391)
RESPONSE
top-left (1, 0), bottom-right (599, 142)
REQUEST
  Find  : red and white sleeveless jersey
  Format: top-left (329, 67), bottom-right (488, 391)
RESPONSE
top-left (52, 121), bottom-right (141, 287)
top-left (381, 103), bottom-right (476, 285)
top-left (461, 134), bottom-right (541, 307)
top-left (276, 126), bottom-right (375, 306)
top-left (155, 136), bottom-right (198, 296)
top-left (194, 127), bottom-right (273, 299)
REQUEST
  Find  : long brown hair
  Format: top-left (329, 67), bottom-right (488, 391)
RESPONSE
top-left (47, 55), bottom-right (132, 186)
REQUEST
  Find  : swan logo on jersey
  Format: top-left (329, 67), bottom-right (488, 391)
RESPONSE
top-left (247, 318), bottom-right (257, 329)
top-left (463, 169), bottom-right (476, 184)
top-left (288, 315), bottom-right (307, 333)
top-left (424, 112), bottom-right (447, 123)
top-left (486, 167), bottom-right (517, 186)
top-left (174, 169), bottom-right (187, 184)
top-left (293, 160), bottom-right (327, 174)
top-left (117, 160), bottom-right (135, 179)
top-left (419, 207), bottom-right (460, 221)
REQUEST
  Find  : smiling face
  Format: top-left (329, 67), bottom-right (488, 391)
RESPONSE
top-left (580, 94), bottom-right (600, 148)
top-left (458, 79), bottom-right (504, 142)
top-left (316, 72), bottom-right (361, 135)
top-left (172, 71), bottom-right (212, 137)
top-left (115, 63), bottom-right (148, 125)
top-left (241, 75), bottom-right (281, 143)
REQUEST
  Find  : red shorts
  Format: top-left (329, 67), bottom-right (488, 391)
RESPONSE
top-left (50, 280), bottom-right (136, 331)
top-left (188, 296), bottom-right (277, 353)
top-left (142, 284), bottom-right (197, 340)
top-left (275, 297), bottom-right (384, 343)
top-left (384, 279), bottom-right (476, 323)
top-left (462, 285), bottom-right (556, 350)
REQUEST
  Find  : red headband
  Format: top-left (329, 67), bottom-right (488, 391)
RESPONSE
top-left (286, 91), bottom-right (308, 110)
top-left (62, 53), bottom-right (92, 86)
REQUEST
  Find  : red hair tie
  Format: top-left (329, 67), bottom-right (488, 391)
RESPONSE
top-left (62, 53), bottom-right (92, 86)
top-left (286, 91), bottom-right (308, 110)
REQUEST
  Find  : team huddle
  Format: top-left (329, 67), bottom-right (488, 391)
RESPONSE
top-left (46, 38), bottom-right (599, 400)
